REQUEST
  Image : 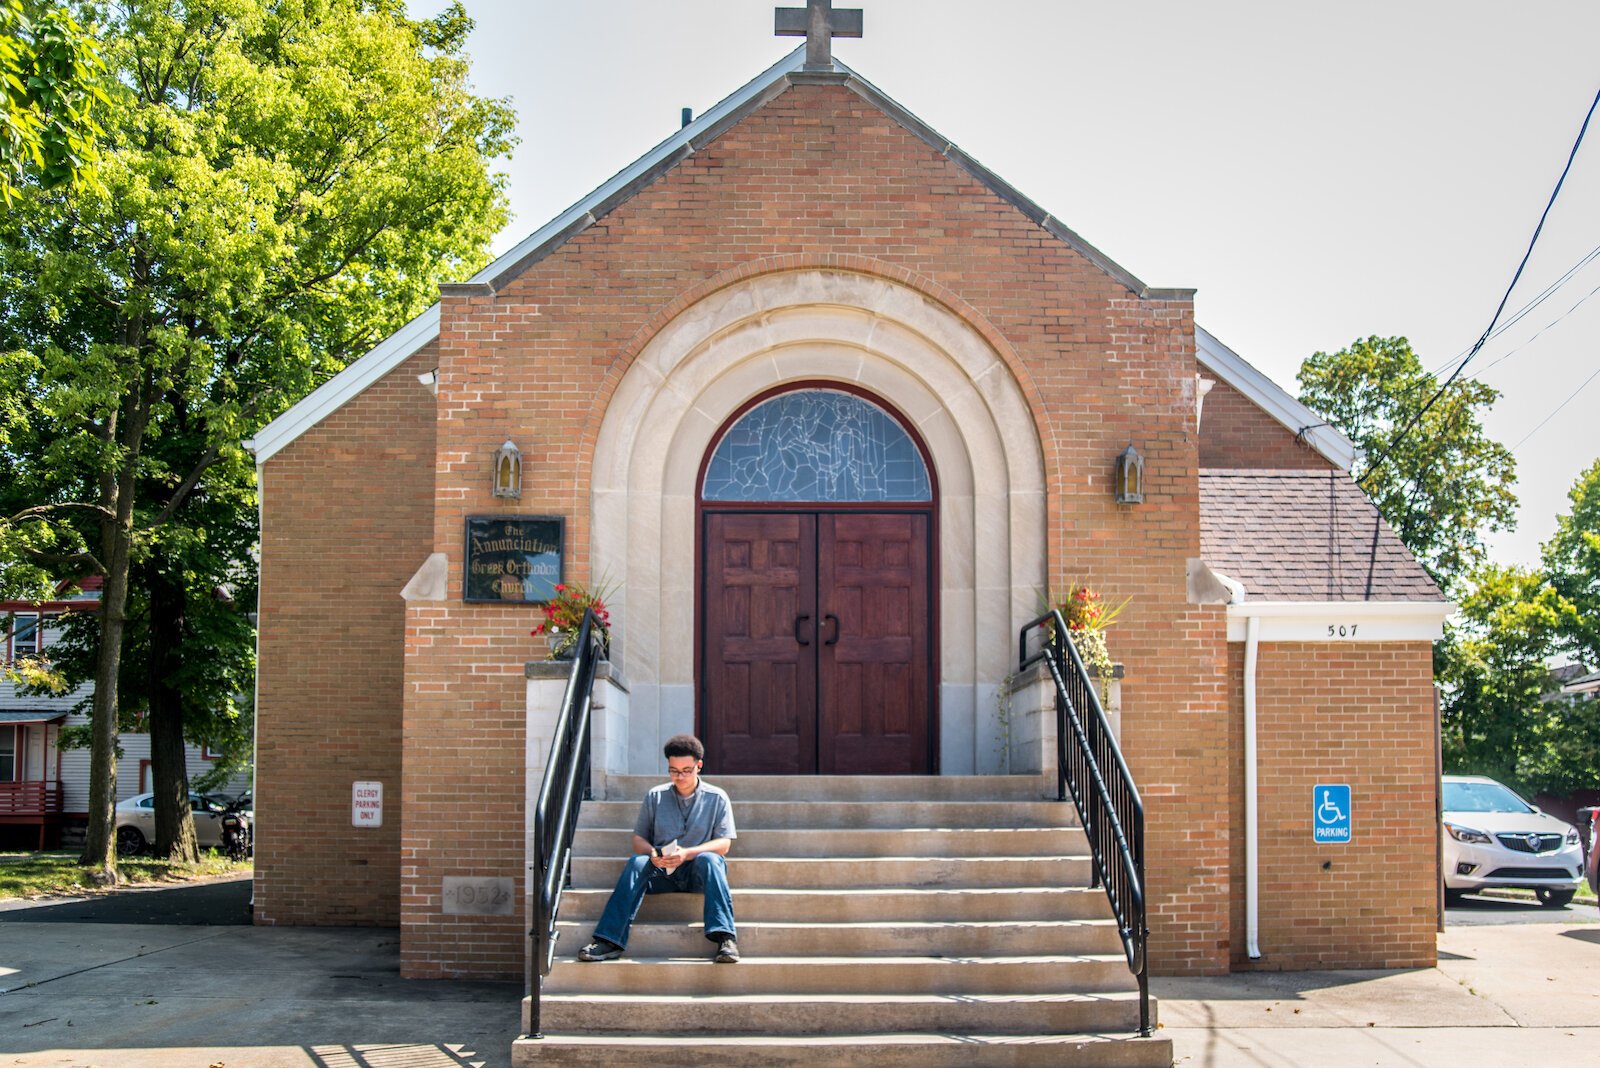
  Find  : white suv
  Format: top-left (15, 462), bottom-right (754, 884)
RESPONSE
top-left (1442, 774), bottom-right (1584, 907)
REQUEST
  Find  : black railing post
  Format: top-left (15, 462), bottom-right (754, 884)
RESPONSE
top-left (1018, 608), bottom-right (1150, 1038)
top-left (526, 609), bottom-right (603, 1042)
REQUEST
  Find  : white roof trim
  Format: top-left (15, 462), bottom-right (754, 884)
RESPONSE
top-left (246, 49), bottom-right (815, 466)
top-left (246, 304), bottom-right (440, 464)
top-left (1196, 325), bottom-right (1359, 471)
top-left (1225, 600), bottom-right (1455, 643)
top-left (247, 47), bottom-right (1353, 472)
top-left (473, 48), bottom-right (809, 288)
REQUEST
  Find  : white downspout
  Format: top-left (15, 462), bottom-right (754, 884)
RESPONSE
top-left (1211, 569), bottom-right (1261, 959)
top-left (1243, 612), bottom-right (1261, 960)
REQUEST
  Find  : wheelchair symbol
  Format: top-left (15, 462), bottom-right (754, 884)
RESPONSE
top-left (1316, 790), bottom-right (1346, 825)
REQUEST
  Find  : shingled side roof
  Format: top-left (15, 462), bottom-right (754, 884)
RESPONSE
top-left (1200, 469), bottom-right (1444, 602)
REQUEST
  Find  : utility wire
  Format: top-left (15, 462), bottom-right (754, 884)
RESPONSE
top-left (1468, 277), bottom-right (1600, 381)
top-left (1429, 241), bottom-right (1600, 378)
top-left (1359, 84), bottom-right (1600, 484)
top-left (1511, 362), bottom-right (1600, 449)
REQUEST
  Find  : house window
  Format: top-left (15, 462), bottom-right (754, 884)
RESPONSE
top-left (9, 613), bottom-right (40, 660)
top-left (0, 728), bottom-right (14, 781)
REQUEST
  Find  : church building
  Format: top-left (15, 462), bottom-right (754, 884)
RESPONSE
top-left (246, 6), bottom-right (1450, 1000)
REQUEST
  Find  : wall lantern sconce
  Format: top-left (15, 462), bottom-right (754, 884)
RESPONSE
top-left (492, 439), bottom-right (523, 499)
top-left (1114, 443), bottom-right (1144, 505)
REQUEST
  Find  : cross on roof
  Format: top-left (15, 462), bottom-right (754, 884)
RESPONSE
top-left (775, 0), bottom-right (863, 71)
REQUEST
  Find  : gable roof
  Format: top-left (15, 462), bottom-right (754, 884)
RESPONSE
top-left (1200, 469), bottom-right (1444, 603)
top-left (1195, 327), bottom-right (1358, 471)
top-left (246, 46), bottom-right (1343, 468)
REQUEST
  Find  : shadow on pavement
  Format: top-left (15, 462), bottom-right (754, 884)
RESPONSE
top-left (0, 875), bottom-right (252, 925)
top-left (1561, 927), bottom-right (1600, 945)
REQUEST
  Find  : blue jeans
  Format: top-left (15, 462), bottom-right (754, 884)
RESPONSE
top-left (592, 852), bottom-right (737, 949)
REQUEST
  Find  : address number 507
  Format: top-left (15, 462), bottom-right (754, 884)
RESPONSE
top-left (1327, 624), bottom-right (1358, 638)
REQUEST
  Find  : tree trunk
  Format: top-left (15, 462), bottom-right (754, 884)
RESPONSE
top-left (149, 557), bottom-right (199, 862)
top-left (79, 506), bottom-right (133, 881)
top-left (80, 371), bottom-right (151, 880)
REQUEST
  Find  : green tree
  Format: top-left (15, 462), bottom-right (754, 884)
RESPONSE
top-left (0, 0), bottom-right (107, 203)
top-left (1298, 336), bottom-right (1518, 594)
top-left (0, 0), bottom-right (512, 876)
top-left (1543, 458), bottom-right (1600, 665)
top-left (1438, 565), bottom-right (1576, 791)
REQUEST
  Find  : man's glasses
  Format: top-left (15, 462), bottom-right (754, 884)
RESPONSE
top-left (666, 766), bottom-right (699, 777)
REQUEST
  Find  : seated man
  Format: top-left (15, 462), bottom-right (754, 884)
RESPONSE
top-left (578, 733), bottom-right (739, 963)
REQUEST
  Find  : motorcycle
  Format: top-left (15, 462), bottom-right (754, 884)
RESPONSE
top-left (220, 797), bottom-right (253, 860)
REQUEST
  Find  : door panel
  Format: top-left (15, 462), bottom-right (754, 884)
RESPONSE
top-left (702, 513), bottom-right (817, 774)
top-left (702, 510), bottom-right (932, 775)
top-left (818, 513), bottom-right (930, 775)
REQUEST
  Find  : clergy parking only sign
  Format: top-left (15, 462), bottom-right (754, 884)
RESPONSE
top-left (1313, 783), bottom-right (1352, 843)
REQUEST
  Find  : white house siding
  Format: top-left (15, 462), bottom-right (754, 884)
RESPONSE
top-left (4, 614), bottom-right (250, 814)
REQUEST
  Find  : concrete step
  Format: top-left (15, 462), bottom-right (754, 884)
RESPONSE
top-left (556, 885), bottom-right (1113, 923)
top-left (554, 918), bottom-right (1123, 957)
top-left (571, 826), bottom-right (1087, 858)
top-left (544, 954), bottom-right (1133, 996)
top-left (528, 990), bottom-right (1154, 1037)
top-left (513, 1031), bottom-right (1173, 1067)
top-left (578, 798), bottom-right (1081, 830)
top-left (571, 855), bottom-right (1091, 890)
top-left (603, 774), bottom-right (1050, 803)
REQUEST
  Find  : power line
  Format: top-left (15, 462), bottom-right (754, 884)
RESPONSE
top-left (1430, 241), bottom-right (1600, 378)
top-left (1359, 83), bottom-right (1600, 484)
top-left (1468, 277), bottom-right (1600, 381)
top-left (1511, 362), bottom-right (1600, 450)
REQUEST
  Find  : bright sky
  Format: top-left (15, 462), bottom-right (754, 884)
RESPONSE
top-left (415, 0), bottom-right (1600, 570)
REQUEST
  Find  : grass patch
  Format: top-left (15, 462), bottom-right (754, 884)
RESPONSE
top-left (0, 850), bottom-right (250, 901)
top-left (1473, 884), bottom-right (1598, 907)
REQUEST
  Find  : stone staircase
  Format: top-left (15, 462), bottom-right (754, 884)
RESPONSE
top-left (514, 774), bottom-right (1171, 1067)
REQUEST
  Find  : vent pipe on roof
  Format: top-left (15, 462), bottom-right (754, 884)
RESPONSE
top-left (681, 107), bottom-right (693, 128)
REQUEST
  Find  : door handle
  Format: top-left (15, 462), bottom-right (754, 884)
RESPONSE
top-left (823, 613), bottom-right (840, 646)
top-left (795, 614), bottom-right (812, 646)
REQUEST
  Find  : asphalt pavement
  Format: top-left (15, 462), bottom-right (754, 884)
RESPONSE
top-left (0, 877), bottom-right (1595, 1067)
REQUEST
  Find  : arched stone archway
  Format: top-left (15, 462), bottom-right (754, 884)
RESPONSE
top-left (591, 270), bottom-right (1046, 774)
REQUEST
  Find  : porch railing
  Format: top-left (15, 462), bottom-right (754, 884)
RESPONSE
top-left (526, 609), bottom-right (606, 1040)
top-left (0, 781), bottom-right (64, 816)
top-left (1019, 609), bottom-right (1150, 1037)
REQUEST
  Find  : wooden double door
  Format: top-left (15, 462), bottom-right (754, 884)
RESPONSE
top-left (701, 511), bottom-right (933, 775)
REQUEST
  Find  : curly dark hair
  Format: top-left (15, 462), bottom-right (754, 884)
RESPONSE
top-left (663, 733), bottom-right (705, 762)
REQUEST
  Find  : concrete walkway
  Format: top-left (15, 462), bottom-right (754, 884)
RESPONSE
top-left (1158, 914), bottom-right (1600, 1067)
top-left (0, 877), bottom-right (1595, 1067)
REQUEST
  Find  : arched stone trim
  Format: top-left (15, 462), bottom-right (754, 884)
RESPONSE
top-left (580, 254), bottom-right (1054, 490)
top-left (592, 269), bottom-right (1046, 775)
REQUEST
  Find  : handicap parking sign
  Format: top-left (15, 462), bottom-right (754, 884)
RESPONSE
top-left (1313, 783), bottom-right (1352, 843)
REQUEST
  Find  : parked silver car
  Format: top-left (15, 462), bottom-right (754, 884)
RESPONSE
top-left (114, 791), bottom-right (245, 856)
top-left (1442, 774), bottom-right (1584, 907)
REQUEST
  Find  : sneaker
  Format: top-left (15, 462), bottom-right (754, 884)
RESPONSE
top-left (578, 938), bottom-right (624, 962)
top-left (713, 937), bottom-right (740, 963)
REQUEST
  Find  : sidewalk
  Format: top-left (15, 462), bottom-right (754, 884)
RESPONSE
top-left (1157, 918), bottom-right (1600, 1067)
top-left (0, 879), bottom-right (1595, 1067)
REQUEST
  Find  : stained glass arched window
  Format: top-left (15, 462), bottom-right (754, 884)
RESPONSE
top-left (702, 389), bottom-right (932, 502)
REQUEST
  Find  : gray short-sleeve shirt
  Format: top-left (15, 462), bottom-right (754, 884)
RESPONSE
top-left (633, 780), bottom-right (736, 850)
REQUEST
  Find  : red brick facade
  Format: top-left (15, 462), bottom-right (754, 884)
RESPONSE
top-left (256, 343), bottom-right (438, 927)
top-left (254, 77), bottom-right (1437, 981)
top-left (1228, 642), bottom-right (1439, 969)
top-left (1200, 377), bottom-right (1337, 470)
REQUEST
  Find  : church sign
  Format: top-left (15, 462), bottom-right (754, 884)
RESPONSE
top-left (464, 516), bottom-right (564, 603)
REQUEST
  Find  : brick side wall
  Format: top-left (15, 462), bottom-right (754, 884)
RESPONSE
top-left (254, 344), bottom-right (438, 927)
top-left (1227, 641), bottom-right (1438, 970)
top-left (1199, 376), bottom-right (1336, 470)
top-left (393, 81), bottom-right (1230, 978)
top-left (398, 601), bottom-right (530, 979)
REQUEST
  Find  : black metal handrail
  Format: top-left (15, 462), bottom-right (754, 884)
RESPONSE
top-left (527, 608), bottom-right (606, 1040)
top-left (1019, 609), bottom-right (1149, 1037)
